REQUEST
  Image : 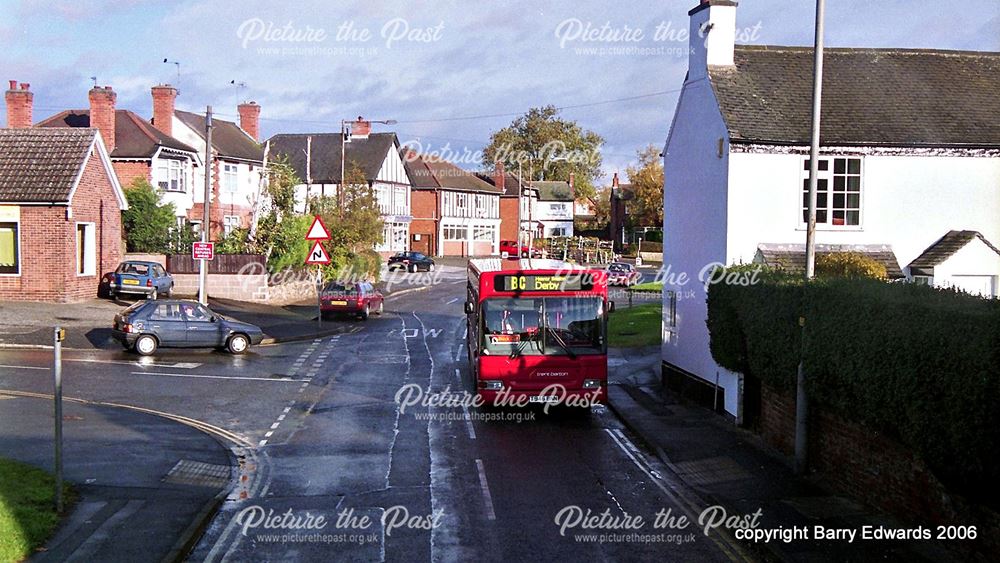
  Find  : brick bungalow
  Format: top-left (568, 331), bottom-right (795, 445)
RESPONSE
top-left (0, 128), bottom-right (126, 302)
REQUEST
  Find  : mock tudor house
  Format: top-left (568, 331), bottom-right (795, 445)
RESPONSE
top-left (0, 128), bottom-right (126, 302)
top-left (31, 83), bottom-right (202, 209)
top-left (405, 150), bottom-right (502, 256)
top-left (662, 0), bottom-right (1000, 418)
top-left (477, 164), bottom-right (540, 244)
top-left (533, 180), bottom-right (574, 238)
top-left (150, 85), bottom-right (266, 239)
top-left (267, 131), bottom-right (412, 253)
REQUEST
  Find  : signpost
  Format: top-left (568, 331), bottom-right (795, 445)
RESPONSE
top-left (305, 216), bottom-right (331, 328)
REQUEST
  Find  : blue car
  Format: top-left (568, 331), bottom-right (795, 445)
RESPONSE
top-left (112, 299), bottom-right (264, 355)
top-left (108, 260), bottom-right (174, 300)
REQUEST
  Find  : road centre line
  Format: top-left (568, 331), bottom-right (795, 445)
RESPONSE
top-left (462, 406), bottom-right (477, 440)
top-left (475, 459), bottom-right (496, 520)
top-left (128, 371), bottom-right (296, 382)
top-left (0, 364), bottom-right (49, 370)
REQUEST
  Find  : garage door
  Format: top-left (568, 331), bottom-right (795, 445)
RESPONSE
top-left (950, 275), bottom-right (997, 298)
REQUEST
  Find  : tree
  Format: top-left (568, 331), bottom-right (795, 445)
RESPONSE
top-left (122, 178), bottom-right (178, 253)
top-left (247, 156), bottom-right (312, 272)
top-left (482, 106), bottom-right (604, 200)
top-left (624, 145), bottom-right (664, 228)
top-left (308, 162), bottom-right (384, 280)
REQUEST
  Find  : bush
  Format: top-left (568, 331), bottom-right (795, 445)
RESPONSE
top-left (816, 251), bottom-right (887, 279)
top-left (121, 179), bottom-right (177, 253)
top-left (707, 270), bottom-right (1000, 499)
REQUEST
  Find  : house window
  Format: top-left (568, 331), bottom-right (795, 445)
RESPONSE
top-left (550, 227), bottom-right (567, 237)
top-left (157, 159), bottom-right (186, 192)
top-left (550, 203), bottom-right (568, 215)
top-left (0, 222), bottom-right (19, 275)
top-left (802, 157), bottom-right (861, 226)
top-left (393, 187), bottom-right (406, 213)
top-left (223, 215), bottom-right (241, 235)
top-left (76, 223), bottom-right (96, 276)
top-left (456, 194), bottom-right (468, 210)
top-left (473, 225), bottom-right (495, 241)
top-left (444, 226), bottom-right (465, 241)
top-left (223, 163), bottom-right (238, 193)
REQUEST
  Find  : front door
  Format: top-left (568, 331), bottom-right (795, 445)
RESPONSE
top-left (181, 303), bottom-right (222, 346)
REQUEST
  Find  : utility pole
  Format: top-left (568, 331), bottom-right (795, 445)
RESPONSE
top-left (53, 327), bottom-right (64, 513)
top-left (340, 120), bottom-right (347, 211)
top-left (517, 162), bottom-right (523, 256)
top-left (796, 0), bottom-right (826, 476)
top-left (199, 106), bottom-right (213, 305)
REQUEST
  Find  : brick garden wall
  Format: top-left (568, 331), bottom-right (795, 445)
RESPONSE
top-left (761, 384), bottom-right (1000, 556)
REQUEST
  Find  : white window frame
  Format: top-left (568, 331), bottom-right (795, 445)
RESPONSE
top-left (157, 159), bottom-right (186, 193)
top-left (800, 156), bottom-right (863, 229)
top-left (473, 225), bottom-right (495, 241)
top-left (443, 225), bottom-right (465, 241)
top-left (222, 163), bottom-right (238, 193)
top-left (75, 222), bottom-right (96, 277)
top-left (0, 220), bottom-right (21, 277)
top-left (223, 215), bottom-right (240, 235)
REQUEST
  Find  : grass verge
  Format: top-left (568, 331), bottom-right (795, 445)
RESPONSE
top-left (631, 282), bottom-right (663, 292)
top-left (609, 301), bottom-right (662, 348)
top-left (0, 458), bottom-right (72, 563)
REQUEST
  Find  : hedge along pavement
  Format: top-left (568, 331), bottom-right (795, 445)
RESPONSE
top-left (706, 268), bottom-right (1000, 503)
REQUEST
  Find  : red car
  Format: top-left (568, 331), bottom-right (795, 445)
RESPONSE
top-left (320, 281), bottom-right (384, 320)
top-left (500, 240), bottom-right (541, 258)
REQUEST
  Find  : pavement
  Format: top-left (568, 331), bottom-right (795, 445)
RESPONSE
top-left (0, 391), bottom-right (233, 562)
top-left (605, 346), bottom-right (962, 563)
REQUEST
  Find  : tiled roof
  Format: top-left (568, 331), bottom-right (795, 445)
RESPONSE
top-left (475, 171), bottom-right (534, 197)
top-left (710, 46), bottom-right (1000, 147)
top-left (36, 109), bottom-right (199, 159)
top-left (754, 243), bottom-right (905, 279)
top-left (0, 128), bottom-right (97, 202)
top-left (402, 151), bottom-right (500, 193)
top-left (534, 181), bottom-right (573, 201)
top-left (175, 110), bottom-right (263, 162)
top-left (908, 231), bottom-right (1000, 275)
top-left (267, 132), bottom-right (398, 184)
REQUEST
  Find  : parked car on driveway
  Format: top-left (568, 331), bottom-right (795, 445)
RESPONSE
top-left (500, 240), bottom-right (530, 258)
top-left (387, 251), bottom-right (435, 272)
top-left (321, 281), bottom-right (384, 320)
top-left (107, 261), bottom-right (173, 300)
top-left (112, 299), bottom-right (264, 356)
top-left (605, 262), bottom-right (641, 286)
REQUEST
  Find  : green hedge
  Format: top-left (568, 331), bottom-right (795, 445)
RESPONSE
top-left (707, 271), bottom-right (1000, 499)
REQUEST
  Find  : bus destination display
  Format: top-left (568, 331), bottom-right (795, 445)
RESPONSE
top-left (498, 274), bottom-right (590, 292)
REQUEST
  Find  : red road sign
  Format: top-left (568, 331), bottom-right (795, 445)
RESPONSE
top-left (305, 215), bottom-right (331, 240)
top-left (192, 241), bottom-right (214, 260)
top-left (305, 241), bottom-right (331, 265)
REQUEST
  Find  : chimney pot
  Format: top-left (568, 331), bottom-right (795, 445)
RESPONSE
top-left (5, 79), bottom-right (33, 128)
top-left (7, 80), bottom-right (16, 90)
top-left (19, 83), bottom-right (29, 90)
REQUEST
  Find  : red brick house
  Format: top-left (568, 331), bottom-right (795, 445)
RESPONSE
top-left (405, 151), bottom-right (501, 256)
top-left (0, 128), bottom-right (126, 302)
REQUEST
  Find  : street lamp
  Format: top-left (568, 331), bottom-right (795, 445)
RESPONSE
top-left (340, 117), bottom-right (397, 208)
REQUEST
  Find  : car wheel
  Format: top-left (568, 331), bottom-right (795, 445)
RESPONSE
top-left (359, 304), bottom-right (370, 321)
top-left (134, 334), bottom-right (158, 356)
top-left (227, 334), bottom-right (250, 354)
top-left (428, 263), bottom-right (435, 272)
top-left (147, 287), bottom-right (157, 300)
top-left (376, 301), bottom-right (384, 315)
top-left (409, 263), bottom-right (417, 273)
top-left (164, 286), bottom-right (172, 298)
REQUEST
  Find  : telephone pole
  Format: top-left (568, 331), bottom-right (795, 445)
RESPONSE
top-left (199, 106), bottom-right (213, 305)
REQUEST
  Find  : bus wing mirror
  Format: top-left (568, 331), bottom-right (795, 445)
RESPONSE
top-left (464, 301), bottom-right (474, 315)
top-left (608, 301), bottom-right (616, 313)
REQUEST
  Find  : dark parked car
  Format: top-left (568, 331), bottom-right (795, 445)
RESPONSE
top-left (606, 262), bottom-right (641, 286)
top-left (387, 251), bottom-right (435, 272)
top-left (112, 299), bottom-right (264, 356)
top-left (320, 281), bottom-right (384, 320)
top-left (107, 261), bottom-right (174, 300)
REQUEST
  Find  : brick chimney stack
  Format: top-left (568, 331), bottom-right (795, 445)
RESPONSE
top-left (151, 84), bottom-right (177, 137)
top-left (237, 101), bottom-right (261, 142)
top-left (612, 172), bottom-right (619, 188)
top-left (88, 86), bottom-right (116, 153)
top-left (494, 161), bottom-right (506, 192)
top-left (5, 81), bottom-right (33, 128)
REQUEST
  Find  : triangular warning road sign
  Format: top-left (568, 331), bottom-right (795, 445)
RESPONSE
top-left (305, 241), bottom-right (331, 265)
top-left (305, 215), bottom-right (331, 240)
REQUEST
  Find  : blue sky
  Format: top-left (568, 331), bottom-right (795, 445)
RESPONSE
top-left (2, 0), bottom-right (997, 179)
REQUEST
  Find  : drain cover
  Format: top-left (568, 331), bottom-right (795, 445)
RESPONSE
top-left (163, 460), bottom-right (230, 488)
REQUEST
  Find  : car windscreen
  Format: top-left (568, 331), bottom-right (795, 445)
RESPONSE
top-left (481, 297), bottom-right (604, 357)
top-left (322, 283), bottom-right (359, 295)
top-left (117, 263), bottom-right (150, 275)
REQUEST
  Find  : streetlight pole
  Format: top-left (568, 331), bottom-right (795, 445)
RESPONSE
top-left (199, 106), bottom-right (213, 305)
top-left (796, 0), bottom-right (826, 477)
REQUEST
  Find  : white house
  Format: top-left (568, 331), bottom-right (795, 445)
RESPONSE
top-left (405, 150), bottom-right (502, 256)
top-left (150, 85), bottom-right (265, 240)
top-left (267, 131), bottom-right (412, 253)
top-left (662, 0), bottom-right (1000, 419)
top-left (533, 181), bottom-right (575, 238)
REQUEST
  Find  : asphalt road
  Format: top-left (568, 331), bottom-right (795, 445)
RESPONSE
top-left (0, 267), bottom-right (744, 562)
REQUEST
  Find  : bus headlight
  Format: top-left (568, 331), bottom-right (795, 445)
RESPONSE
top-left (481, 380), bottom-right (503, 391)
top-left (583, 379), bottom-right (602, 389)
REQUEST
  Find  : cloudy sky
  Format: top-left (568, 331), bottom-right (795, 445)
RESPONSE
top-left (2, 0), bottom-right (997, 179)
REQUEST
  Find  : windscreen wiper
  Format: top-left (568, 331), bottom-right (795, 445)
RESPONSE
top-left (543, 325), bottom-right (577, 359)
